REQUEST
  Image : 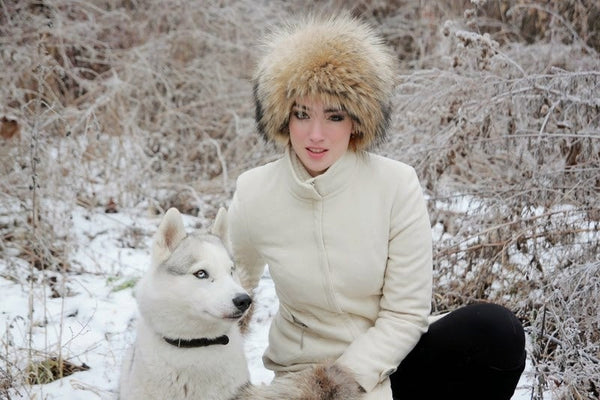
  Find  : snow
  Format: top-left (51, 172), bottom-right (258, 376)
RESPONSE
top-left (1, 206), bottom-right (534, 399)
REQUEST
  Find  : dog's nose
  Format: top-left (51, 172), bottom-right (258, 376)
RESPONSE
top-left (232, 293), bottom-right (252, 312)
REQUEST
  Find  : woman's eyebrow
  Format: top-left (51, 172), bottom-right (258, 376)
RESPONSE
top-left (324, 107), bottom-right (345, 113)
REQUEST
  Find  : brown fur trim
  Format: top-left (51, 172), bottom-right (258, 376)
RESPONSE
top-left (253, 14), bottom-right (397, 151)
top-left (232, 362), bottom-right (364, 400)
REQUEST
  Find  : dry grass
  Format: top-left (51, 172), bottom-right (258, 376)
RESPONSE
top-left (0, 0), bottom-right (598, 398)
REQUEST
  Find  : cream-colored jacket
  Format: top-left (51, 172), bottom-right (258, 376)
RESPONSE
top-left (228, 148), bottom-right (433, 399)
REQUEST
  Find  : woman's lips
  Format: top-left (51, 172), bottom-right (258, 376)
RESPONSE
top-left (306, 147), bottom-right (327, 159)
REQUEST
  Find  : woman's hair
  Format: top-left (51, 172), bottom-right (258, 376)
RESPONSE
top-left (253, 14), bottom-right (397, 151)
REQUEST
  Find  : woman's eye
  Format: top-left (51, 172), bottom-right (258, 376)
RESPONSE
top-left (329, 114), bottom-right (345, 122)
top-left (194, 269), bottom-right (209, 279)
top-left (293, 110), bottom-right (309, 119)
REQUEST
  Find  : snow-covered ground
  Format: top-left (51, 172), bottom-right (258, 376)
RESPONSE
top-left (1, 206), bottom-right (534, 399)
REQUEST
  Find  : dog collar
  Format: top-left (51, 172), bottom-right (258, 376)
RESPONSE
top-left (163, 335), bottom-right (230, 348)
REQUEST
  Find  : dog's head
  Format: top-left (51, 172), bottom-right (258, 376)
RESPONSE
top-left (137, 208), bottom-right (251, 339)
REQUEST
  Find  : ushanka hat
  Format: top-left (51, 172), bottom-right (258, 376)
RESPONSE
top-left (253, 14), bottom-right (397, 151)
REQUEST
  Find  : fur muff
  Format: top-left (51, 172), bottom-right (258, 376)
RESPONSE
top-left (234, 362), bottom-right (365, 400)
top-left (253, 14), bottom-right (397, 151)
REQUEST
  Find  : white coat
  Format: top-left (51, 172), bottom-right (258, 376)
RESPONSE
top-left (228, 147), bottom-right (433, 399)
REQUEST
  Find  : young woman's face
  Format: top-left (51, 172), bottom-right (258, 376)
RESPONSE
top-left (288, 97), bottom-right (353, 177)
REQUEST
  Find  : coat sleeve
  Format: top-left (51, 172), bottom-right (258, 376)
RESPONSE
top-left (336, 167), bottom-right (433, 393)
top-left (228, 178), bottom-right (267, 293)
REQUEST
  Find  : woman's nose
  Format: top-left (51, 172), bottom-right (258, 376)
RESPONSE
top-left (308, 120), bottom-right (324, 141)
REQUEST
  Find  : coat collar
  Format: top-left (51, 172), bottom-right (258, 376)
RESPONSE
top-left (285, 146), bottom-right (360, 199)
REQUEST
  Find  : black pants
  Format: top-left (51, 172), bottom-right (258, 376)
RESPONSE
top-left (390, 303), bottom-right (526, 400)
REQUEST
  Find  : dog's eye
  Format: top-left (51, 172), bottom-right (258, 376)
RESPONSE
top-left (194, 269), bottom-right (209, 279)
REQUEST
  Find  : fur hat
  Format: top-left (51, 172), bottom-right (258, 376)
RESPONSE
top-left (253, 14), bottom-right (397, 151)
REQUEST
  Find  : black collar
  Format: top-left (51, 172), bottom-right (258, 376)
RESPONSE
top-left (163, 335), bottom-right (230, 348)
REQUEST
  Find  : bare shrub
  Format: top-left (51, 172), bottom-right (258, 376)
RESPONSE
top-left (378, 3), bottom-right (599, 398)
top-left (529, 262), bottom-right (600, 399)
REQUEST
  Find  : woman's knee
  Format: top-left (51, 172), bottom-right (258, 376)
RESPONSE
top-left (435, 303), bottom-right (526, 371)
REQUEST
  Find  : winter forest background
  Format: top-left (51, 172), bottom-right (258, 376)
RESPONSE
top-left (0, 0), bottom-right (599, 399)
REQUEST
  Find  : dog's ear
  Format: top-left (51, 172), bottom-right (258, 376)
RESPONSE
top-left (211, 207), bottom-right (229, 246)
top-left (152, 207), bottom-right (186, 266)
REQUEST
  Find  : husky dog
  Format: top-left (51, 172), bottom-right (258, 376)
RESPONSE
top-left (119, 207), bottom-right (363, 400)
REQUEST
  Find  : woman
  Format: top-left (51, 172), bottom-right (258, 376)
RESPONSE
top-left (228, 14), bottom-right (526, 400)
